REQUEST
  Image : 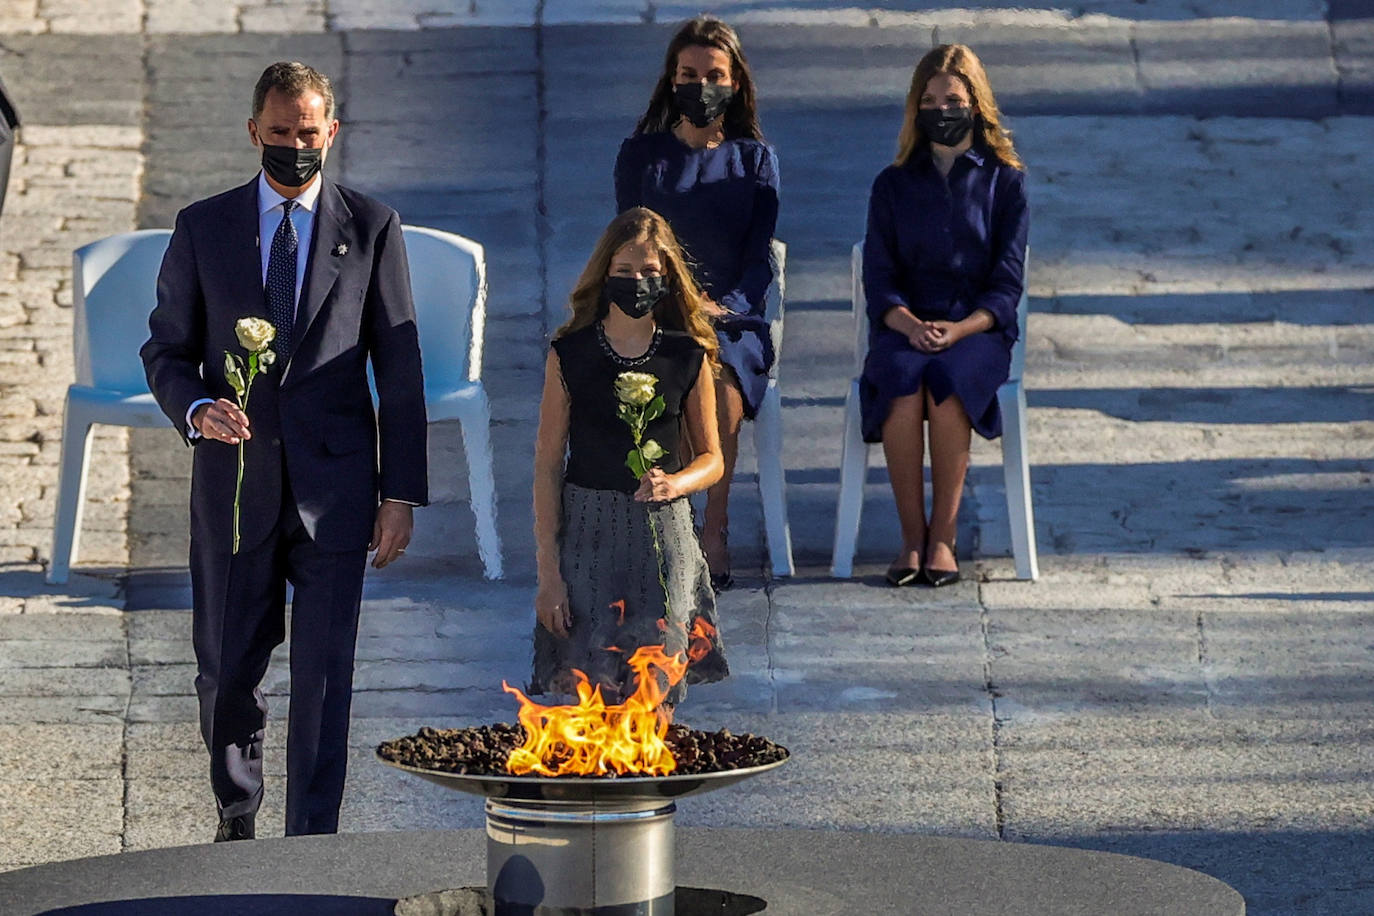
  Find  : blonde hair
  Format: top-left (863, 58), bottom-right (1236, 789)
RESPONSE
top-left (556, 208), bottom-right (721, 370)
top-left (894, 44), bottom-right (1023, 171)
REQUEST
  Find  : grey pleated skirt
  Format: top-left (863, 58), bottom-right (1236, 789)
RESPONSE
top-left (530, 483), bottom-right (729, 706)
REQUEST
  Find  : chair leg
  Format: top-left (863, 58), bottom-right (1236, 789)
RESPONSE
top-left (47, 397), bottom-right (95, 585)
top-left (830, 378), bottom-right (869, 579)
top-left (998, 381), bottom-right (1039, 581)
top-left (752, 381), bottom-right (794, 578)
top-left (457, 389), bottom-right (503, 580)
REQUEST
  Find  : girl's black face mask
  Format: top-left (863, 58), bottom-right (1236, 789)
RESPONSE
top-left (918, 106), bottom-right (975, 148)
top-left (674, 81), bottom-right (734, 128)
top-left (602, 275), bottom-right (668, 319)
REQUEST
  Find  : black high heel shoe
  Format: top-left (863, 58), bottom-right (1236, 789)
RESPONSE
top-left (704, 526), bottom-right (733, 593)
top-left (885, 545), bottom-right (922, 587)
top-left (885, 566), bottom-right (920, 587)
top-left (920, 539), bottom-right (960, 587)
top-left (919, 566), bottom-right (960, 588)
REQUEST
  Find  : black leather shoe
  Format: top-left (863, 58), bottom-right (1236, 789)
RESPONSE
top-left (885, 566), bottom-right (920, 587)
top-left (214, 814), bottom-right (255, 843)
top-left (920, 566), bottom-right (961, 588)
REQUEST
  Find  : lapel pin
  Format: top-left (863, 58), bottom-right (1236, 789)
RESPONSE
top-left (332, 243), bottom-right (348, 257)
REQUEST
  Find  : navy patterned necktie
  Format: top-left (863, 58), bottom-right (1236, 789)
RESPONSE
top-left (265, 199), bottom-right (298, 358)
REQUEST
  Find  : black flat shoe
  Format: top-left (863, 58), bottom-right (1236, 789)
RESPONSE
top-left (885, 566), bottom-right (920, 587)
top-left (214, 813), bottom-right (255, 843)
top-left (704, 524), bottom-right (732, 593)
top-left (920, 566), bottom-right (960, 588)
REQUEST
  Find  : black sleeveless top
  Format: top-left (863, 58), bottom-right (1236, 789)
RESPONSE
top-left (553, 323), bottom-right (706, 494)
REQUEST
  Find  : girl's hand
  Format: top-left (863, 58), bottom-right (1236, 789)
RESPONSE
top-left (919, 320), bottom-right (963, 353)
top-left (535, 577), bottom-right (572, 637)
top-left (906, 318), bottom-right (935, 352)
top-left (634, 467), bottom-right (682, 503)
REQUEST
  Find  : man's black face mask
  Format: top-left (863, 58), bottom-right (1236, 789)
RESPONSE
top-left (260, 142), bottom-right (324, 187)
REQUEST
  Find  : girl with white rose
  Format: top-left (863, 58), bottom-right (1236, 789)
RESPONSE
top-left (530, 207), bottom-right (729, 706)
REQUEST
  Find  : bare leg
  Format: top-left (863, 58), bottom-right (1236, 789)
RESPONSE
top-left (702, 368), bottom-right (746, 581)
top-left (926, 389), bottom-right (972, 573)
top-left (880, 388), bottom-right (927, 572)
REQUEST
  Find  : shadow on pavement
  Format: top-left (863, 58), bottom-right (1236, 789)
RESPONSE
top-left (39, 895), bottom-right (394, 916)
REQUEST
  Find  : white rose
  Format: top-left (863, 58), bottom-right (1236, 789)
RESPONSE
top-left (614, 371), bottom-right (658, 407)
top-left (235, 317), bottom-right (276, 353)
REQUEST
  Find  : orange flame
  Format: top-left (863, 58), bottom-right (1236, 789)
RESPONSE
top-left (502, 644), bottom-right (689, 777)
top-left (500, 610), bottom-right (720, 778)
top-left (687, 617), bottom-right (717, 663)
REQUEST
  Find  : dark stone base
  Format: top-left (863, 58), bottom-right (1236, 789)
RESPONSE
top-left (0, 829), bottom-right (1244, 916)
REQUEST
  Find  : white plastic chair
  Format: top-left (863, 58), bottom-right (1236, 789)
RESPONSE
top-left (830, 241), bottom-right (1039, 580)
top-left (48, 230), bottom-right (174, 584)
top-left (402, 225), bottom-right (503, 580)
top-left (752, 239), bottom-right (794, 577)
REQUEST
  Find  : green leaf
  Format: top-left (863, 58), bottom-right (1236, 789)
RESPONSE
top-left (223, 352), bottom-right (246, 398)
top-left (616, 402), bottom-right (638, 424)
top-left (625, 450), bottom-right (648, 479)
top-left (643, 395), bottom-right (665, 423)
top-left (641, 439), bottom-right (666, 464)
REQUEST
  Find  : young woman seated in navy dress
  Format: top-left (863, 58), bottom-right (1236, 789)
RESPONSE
top-left (614, 17), bottom-right (779, 591)
top-left (860, 44), bottom-right (1029, 588)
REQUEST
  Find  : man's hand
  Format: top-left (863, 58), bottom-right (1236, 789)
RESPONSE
top-left (370, 501), bottom-right (413, 569)
top-left (633, 467), bottom-right (683, 503)
top-left (535, 576), bottom-right (572, 637)
top-left (193, 399), bottom-right (251, 444)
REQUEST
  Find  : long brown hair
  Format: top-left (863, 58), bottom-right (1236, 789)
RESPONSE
top-left (633, 17), bottom-right (763, 141)
top-left (894, 44), bottom-right (1023, 171)
top-left (557, 208), bottom-right (721, 370)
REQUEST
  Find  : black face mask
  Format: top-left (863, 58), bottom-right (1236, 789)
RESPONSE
top-left (260, 143), bottom-right (324, 188)
top-left (603, 275), bottom-right (668, 319)
top-left (917, 106), bottom-right (975, 148)
top-left (673, 82), bottom-right (734, 128)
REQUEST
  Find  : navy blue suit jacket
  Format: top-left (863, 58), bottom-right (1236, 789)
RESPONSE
top-left (141, 176), bottom-right (428, 554)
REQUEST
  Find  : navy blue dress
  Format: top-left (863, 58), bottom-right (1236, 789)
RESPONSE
top-left (860, 142), bottom-right (1029, 442)
top-left (614, 132), bottom-right (779, 417)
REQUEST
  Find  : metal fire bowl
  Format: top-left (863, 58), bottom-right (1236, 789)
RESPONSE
top-left (377, 751), bottom-right (788, 803)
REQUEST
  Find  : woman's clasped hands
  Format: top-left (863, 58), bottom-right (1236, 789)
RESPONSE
top-left (907, 317), bottom-right (965, 354)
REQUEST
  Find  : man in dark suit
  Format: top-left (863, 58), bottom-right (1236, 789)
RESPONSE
top-left (141, 61), bottom-right (427, 841)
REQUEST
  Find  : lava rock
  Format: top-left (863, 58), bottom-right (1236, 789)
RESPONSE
top-left (377, 723), bottom-right (789, 777)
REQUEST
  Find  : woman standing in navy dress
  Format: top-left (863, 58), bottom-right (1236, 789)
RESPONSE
top-left (861, 44), bottom-right (1029, 587)
top-left (615, 17), bottom-right (779, 590)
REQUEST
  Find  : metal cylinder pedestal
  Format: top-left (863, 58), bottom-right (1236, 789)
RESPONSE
top-left (486, 797), bottom-right (676, 915)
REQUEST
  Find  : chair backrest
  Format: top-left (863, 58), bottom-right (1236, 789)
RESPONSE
top-left (850, 240), bottom-right (1030, 382)
top-left (401, 225), bottom-right (487, 390)
top-left (73, 229), bottom-right (172, 392)
top-left (765, 239), bottom-right (786, 370)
